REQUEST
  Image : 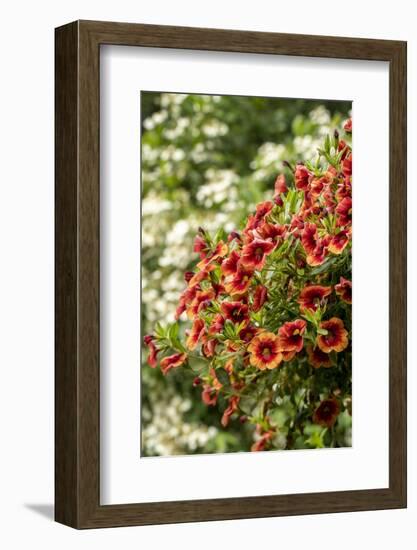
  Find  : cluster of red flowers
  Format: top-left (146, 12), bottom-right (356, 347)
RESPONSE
top-left (145, 118), bottom-right (352, 451)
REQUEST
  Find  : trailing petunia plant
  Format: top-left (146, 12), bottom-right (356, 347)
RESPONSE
top-left (144, 118), bottom-right (352, 452)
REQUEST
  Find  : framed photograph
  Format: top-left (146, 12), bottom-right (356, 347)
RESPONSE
top-left (55, 20), bottom-right (407, 528)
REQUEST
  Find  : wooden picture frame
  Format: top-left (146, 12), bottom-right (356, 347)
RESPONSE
top-left (55, 20), bottom-right (407, 529)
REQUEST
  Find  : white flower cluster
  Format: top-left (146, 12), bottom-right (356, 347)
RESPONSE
top-left (142, 265), bottom-right (185, 323)
top-left (190, 142), bottom-right (208, 164)
top-left (143, 109), bottom-right (168, 130)
top-left (163, 117), bottom-right (190, 140)
top-left (310, 105), bottom-right (331, 126)
top-left (202, 119), bottom-right (229, 138)
top-left (142, 94), bottom-right (226, 188)
top-left (196, 169), bottom-right (238, 208)
top-left (142, 393), bottom-right (217, 456)
top-left (142, 192), bottom-right (172, 216)
top-left (293, 135), bottom-right (322, 161)
top-left (250, 142), bottom-right (286, 182)
top-left (293, 106), bottom-right (333, 160)
top-left (160, 93), bottom-right (187, 108)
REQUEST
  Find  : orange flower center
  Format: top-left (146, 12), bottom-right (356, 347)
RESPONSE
top-left (255, 247), bottom-right (264, 257)
top-left (293, 329), bottom-right (300, 335)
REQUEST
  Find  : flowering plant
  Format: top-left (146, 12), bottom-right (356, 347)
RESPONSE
top-left (145, 118), bottom-right (352, 452)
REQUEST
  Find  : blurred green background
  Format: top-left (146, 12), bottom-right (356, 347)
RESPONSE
top-left (140, 91), bottom-right (351, 456)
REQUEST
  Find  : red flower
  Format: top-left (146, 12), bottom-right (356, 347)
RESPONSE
top-left (208, 313), bottom-right (225, 336)
top-left (256, 222), bottom-right (286, 243)
top-left (342, 154), bottom-right (352, 177)
top-left (248, 332), bottom-right (283, 370)
top-left (335, 277), bottom-right (352, 304)
top-left (224, 358), bottom-right (235, 375)
top-left (251, 429), bottom-right (273, 452)
top-left (187, 289), bottom-right (215, 319)
top-left (239, 324), bottom-right (257, 343)
top-left (228, 230), bottom-right (242, 242)
top-left (301, 223), bottom-right (319, 255)
top-left (278, 319), bottom-right (307, 355)
top-left (221, 250), bottom-right (240, 277)
top-left (221, 395), bottom-right (240, 427)
top-left (187, 262), bottom-right (216, 288)
top-left (175, 284), bottom-right (200, 320)
top-left (306, 345), bottom-right (332, 368)
top-left (240, 239), bottom-right (276, 270)
top-left (143, 334), bottom-right (159, 367)
top-left (323, 186), bottom-right (337, 211)
top-left (201, 369), bottom-right (223, 405)
top-left (197, 241), bottom-right (228, 270)
top-left (298, 285), bottom-right (332, 312)
top-left (299, 192), bottom-right (314, 215)
top-left (160, 352), bottom-right (187, 375)
top-left (210, 368), bottom-right (223, 390)
top-left (221, 301), bottom-right (250, 326)
top-left (289, 214), bottom-right (305, 237)
top-left (201, 384), bottom-right (218, 406)
top-left (316, 317), bottom-right (349, 353)
top-left (224, 264), bottom-right (254, 296)
top-left (186, 318), bottom-right (205, 350)
top-left (335, 176), bottom-right (351, 202)
top-left (335, 197), bottom-right (352, 227)
top-left (337, 139), bottom-right (350, 161)
top-left (274, 195), bottom-right (283, 207)
top-left (212, 281), bottom-right (226, 299)
top-left (308, 247), bottom-right (328, 266)
top-left (201, 336), bottom-right (217, 358)
top-left (193, 234), bottom-right (208, 259)
top-left (294, 164), bottom-right (310, 191)
top-left (328, 230), bottom-right (350, 255)
top-left (308, 238), bottom-right (331, 267)
top-left (309, 176), bottom-right (326, 198)
top-left (313, 398), bottom-right (340, 427)
top-left (255, 200), bottom-right (274, 220)
top-left (253, 285), bottom-right (268, 312)
top-left (301, 223), bottom-right (331, 265)
top-left (243, 214), bottom-right (260, 237)
top-left (274, 174), bottom-right (288, 195)
top-left (343, 118), bottom-right (352, 133)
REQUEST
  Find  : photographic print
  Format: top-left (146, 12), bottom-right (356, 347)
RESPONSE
top-left (141, 92), bottom-right (352, 457)
top-left (55, 21), bottom-right (406, 527)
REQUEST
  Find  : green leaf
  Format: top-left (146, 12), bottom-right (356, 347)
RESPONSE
top-left (215, 368), bottom-right (230, 387)
top-left (239, 395), bottom-right (258, 415)
top-left (214, 227), bottom-right (227, 244)
top-left (308, 256), bottom-right (338, 275)
top-left (324, 133), bottom-right (331, 154)
top-left (168, 322), bottom-right (179, 341)
top-left (188, 356), bottom-right (208, 375)
top-left (154, 322), bottom-right (167, 339)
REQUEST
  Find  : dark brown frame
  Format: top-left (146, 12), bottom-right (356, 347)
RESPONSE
top-left (55, 20), bottom-right (407, 529)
